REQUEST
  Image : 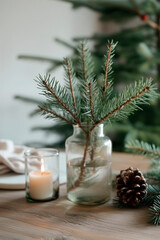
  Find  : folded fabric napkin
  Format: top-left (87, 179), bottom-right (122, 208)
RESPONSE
top-left (0, 139), bottom-right (39, 175)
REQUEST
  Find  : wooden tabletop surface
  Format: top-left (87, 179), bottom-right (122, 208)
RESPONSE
top-left (0, 152), bottom-right (159, 240)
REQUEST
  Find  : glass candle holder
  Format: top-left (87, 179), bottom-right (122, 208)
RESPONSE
top-left (25, 148), bottom-right (59, 202)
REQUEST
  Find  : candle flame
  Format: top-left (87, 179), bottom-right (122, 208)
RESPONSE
top-left (41, 159), bottom-right (45, 173)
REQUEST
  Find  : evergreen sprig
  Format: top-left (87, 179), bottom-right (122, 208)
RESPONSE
top-left (146, 168), bottom-right (160, 181)
top-left (36, 41), bottom-right (157, 134)
top-left (143, 185), bottom-right (160, 206)
top-left (144, 185), bottom-right (160, 225)
top-left (125, 139), bottom-right (160, 160)
top-left (148, 196), bottom-right (160, 225)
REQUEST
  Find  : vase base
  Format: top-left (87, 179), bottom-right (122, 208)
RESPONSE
top-left (67, 194), bottom-right (110, 206)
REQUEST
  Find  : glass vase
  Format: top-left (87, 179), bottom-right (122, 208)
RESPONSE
top-left (65, 124), bottom-right (112, 205)
top-left (25, 148), bottom-right (59, 202)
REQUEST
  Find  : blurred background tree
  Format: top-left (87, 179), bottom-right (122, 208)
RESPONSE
top-left (16, 0), bottom-right (160, 151)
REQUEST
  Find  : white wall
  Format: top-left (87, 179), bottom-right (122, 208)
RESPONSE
top-left (0, 0), bottom-right (100, 145)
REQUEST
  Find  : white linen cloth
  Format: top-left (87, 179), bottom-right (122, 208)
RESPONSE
top-left (0, 139), bottom-right (39, 175)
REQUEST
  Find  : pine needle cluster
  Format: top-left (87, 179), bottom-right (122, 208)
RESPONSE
top-left (36, 41), bottom-right (157, 135)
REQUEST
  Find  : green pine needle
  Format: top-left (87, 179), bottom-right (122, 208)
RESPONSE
top-left (125, 139), bottom-right (160, 160)
top-left (148, 196), bottom-right (160, 225)
top-left (35, 41), bottom-right (158, 131)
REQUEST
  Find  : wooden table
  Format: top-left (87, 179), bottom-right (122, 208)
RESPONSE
top-left (0, 153), bottom-right (159, 240)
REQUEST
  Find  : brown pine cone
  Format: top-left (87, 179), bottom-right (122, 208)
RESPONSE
top-left (116, 167), bottom-right (147, 207)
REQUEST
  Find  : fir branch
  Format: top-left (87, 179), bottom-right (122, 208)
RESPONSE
top-left (104, 42), bottom-right (112, 89)
top-left (36, 74), bottom-right (87, 133)
top-left (88, 82), bottom-right (96, 122)
top-left (40, 107), bottom-right (76, 125)
top-left (14, 95), bottom-right (42, 105)
top-left (148, 196), bottom-right (160, 225)
top-left (125, 139), bottom-right (160, 160)
top-left (146, 169), bottom-right (160, 182)
top-left (81, 42), bottom-right (88, 83)
top-left (77, 41), bottom-right (95, 121)
top-left (143, 185), bottom-right (160, 206)
top-left (65, 58), bottom-right (77, 112)
top-left (102, 41), bottom-right (117, 101)
top-left (74, 133), bottom-right (90, 188)
top-left (90, 83), bottom-right (152, 131)
top-left (55, 38), bottom-right (77, 51)
top-left (41, 78), bottom-right (83, 128)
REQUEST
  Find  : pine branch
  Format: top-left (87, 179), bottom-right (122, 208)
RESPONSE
top-left (77, 41), bottom-right (95, 122)
top-left (14, 95), bottom-right (41, 105)
top-left (65, 58), bottom-right (77, 112)
top-left (70, 133), bottom-right (90, 191)
top-left (81, 42), bottom-right (88, 83)
top-left (55, 38), bottom-right (77, 51)
top-left (104, 42), bottom-right (112, 89)
top-left (36, 74), bottom-right (87, 133)
top-left (102, 41), bottom-right (117, 101)
top-left (40, 107), bottom-right (76, 125)
top-left (143, 185), bottom-right (160, 206)
top-left (125, 139), bottom-right (160, 160)
top-left (38, 76), bottom-right (78, 122)
top-left (90, 81), bottom-right (153, 131)
top-left (88, 82), bottom-right (96, 122)
top-left (146, 169), bottom-right (160, 182)
top-left (148, 196), bottom-right (160, 225)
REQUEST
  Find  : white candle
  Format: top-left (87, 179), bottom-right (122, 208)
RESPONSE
top-left (29, 171), bottom-right (53, 200)
top-left (29, 159), bottom-right (53, 200)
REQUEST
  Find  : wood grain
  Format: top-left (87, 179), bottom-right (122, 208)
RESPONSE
top-left (0, 153), bottom-right (157, 240)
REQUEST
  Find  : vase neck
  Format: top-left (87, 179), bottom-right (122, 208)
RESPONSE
top-left (73, 124), bottom-right (104, 137)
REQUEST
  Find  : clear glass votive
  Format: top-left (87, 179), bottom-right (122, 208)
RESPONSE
top-left (24, 148), bottom-right (59, 202)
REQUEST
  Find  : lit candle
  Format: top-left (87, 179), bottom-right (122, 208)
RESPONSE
top-left (29, 159), bottom-right (53, 200)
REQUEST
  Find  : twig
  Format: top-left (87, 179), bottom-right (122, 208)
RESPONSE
top-left (40, 107), bottom-right (76, 125)
top-left (65, 58), bottom-right (77, 112)
top-left (81, 43), bottom-right (87, 83)
top-left (90, 85), bottom-right (150, 131)
top-left (90, 133), bottom-right (97, 164)
top-left (104, 43), bottom-right (112, 90)
top-left (74, 133), bottom-right (90, 188)
top-left (88, 82), bottom-right (96, 122)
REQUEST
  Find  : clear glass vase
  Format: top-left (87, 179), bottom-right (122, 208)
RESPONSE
top-left (65, 124), bottom-right (112, 205)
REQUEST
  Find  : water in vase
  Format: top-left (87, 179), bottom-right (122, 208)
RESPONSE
top-left (67, 157), bottom-right (112, 205)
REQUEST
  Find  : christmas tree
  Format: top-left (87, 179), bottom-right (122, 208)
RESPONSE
top-left (16, 0), bottom-right (160, 150)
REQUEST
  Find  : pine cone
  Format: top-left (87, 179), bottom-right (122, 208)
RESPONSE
top-left (116, 167), bottom-right (147, 207)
